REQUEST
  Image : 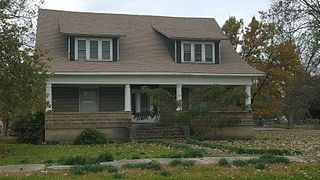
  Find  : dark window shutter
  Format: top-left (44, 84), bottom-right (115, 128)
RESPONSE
top-left (215, 41), bottom-right (220, 64)
top-left (112, 38), bottom-right (118, 61)
top-left (176, 40), bottom-right (181, 63)
top-left (70, 37), bottom-right (75, 61)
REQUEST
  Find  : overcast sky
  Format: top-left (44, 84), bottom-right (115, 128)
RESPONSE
top-left (43, 0), bottom-right (271, 26)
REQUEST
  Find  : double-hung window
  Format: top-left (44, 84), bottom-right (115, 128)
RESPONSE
top-left (183, 44), bottom-right (191, 62)
top-left (77, 40), bottom-right (86, 60)
top-left (75, 38), bottom-right (113, 61)
top-left (181, 42), bottom-right (215, 63)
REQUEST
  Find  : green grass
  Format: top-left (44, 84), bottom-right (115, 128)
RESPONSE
top-left (0, 143), bottom-right (180, 165)
top-left (1, 162), bottom-right (320, 179)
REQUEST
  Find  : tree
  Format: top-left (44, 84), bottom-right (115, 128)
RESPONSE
top-left (0, 0), bottom-right (49, 136)
top-left (261, 0), bottom-right (320, 75)
top-left (221, 16), bottom-right (243, 50)
top-left (223, 16), bottom-right (310, 124)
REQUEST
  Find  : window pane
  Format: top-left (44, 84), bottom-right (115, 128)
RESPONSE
top-left (80, 89), bottom-right (97, 112)
top-left (90, 40), bottom-right (98, 59)
top-left (102, 41), bottom-right (110, 60)
top-left (78, 40), bottom-right (86, 60)
top-left (184, 44), bottom-right (191, 62)
top-left (78, 40), bottom-right (86, 50)
top-left (195, 44), bottom-right (202, 62)
top-left (205, 44), bottom-right (213, 62)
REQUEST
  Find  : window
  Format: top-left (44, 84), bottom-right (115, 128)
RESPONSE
top-left (75, 38), bottom-right (112, 61)
top-left (102, 41), bottom-right (110, 60)
top-left (183, 44), bottom-right (191, 62)
top-left (181, 42), bottom-right (215, 63)
top-left (77, 40), bottom-right (86, 60)
top-left (90, 40), bottom-right (98, 59)
top-left (80, 89), bottom-right (98, 112)
top-left (195, 44), bottom-right (202, 62)
top-left (205, 44), bottom-right (213, 62)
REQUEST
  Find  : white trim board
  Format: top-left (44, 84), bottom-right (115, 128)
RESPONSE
top-left (47, 74), bottom-right (256, 86)
top-left (52, 72), bottom-right (264, 77)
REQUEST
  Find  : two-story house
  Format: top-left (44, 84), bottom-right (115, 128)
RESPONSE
top-left (36, 9), bottom-right (264, 143)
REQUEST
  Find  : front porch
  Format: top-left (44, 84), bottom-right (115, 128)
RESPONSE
top-left (44, 73), bottom-right (255, 143)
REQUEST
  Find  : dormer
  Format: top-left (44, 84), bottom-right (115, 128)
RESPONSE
top-left (59, 19), bottom-right (126, 61)
top-left (152, 20), bottom-right (227, 64)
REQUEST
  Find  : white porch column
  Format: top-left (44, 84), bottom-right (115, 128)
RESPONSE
top-left (135, 91), bottom-right (141, 113)
top-left (176, 84), bottom-right (182, 111)
top-left (245, 85), bottom-right (251, 110)
top-left (124, 84), bottom-right (132, 112)
top-left (46, 82), bottom-right (52, 112)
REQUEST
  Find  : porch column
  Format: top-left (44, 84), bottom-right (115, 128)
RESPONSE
top-left (245, 85), bottom-right (251, 110)
top-left (135, 91), bottom-right (141, 113)
top-left (176, 84), bottom-right (182, 111)
top-left (124, 84), bottom-right (131, 112)
top-left (46, 82), bottom-right (52, 112)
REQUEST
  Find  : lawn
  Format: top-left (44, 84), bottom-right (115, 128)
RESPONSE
top-left (1, 162), bottom-right (320, 179)
top-left (211, 129), bottom-right (320, 156)
top-left (0, 143), bottom-right (181, 165)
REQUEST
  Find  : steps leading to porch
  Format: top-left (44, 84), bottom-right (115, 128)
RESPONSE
top-left (132, 125), bottom-right (187, 140)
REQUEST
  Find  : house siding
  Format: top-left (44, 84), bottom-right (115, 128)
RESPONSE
top-left (52, 87), bottom-right (79, 112)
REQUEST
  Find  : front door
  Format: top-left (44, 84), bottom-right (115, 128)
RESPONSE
top-left (131, 90), bottom-right (157, 123)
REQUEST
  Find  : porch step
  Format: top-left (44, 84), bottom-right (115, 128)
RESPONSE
top-left (133, 125), bottom-right (186, 140)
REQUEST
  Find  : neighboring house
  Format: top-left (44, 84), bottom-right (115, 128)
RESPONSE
top-left (36, 9), bottom-right (264, 143)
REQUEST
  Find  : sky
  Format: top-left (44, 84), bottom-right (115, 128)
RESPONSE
top-left (42, 0), bottom-right (271, 26)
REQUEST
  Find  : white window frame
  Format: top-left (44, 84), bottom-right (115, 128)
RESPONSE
top-left (79, 87), bottom-right (99, 112)
top-left (74, 37), bottom-right (113, 61)
top-left (181, 41), bottom-right (216, 63)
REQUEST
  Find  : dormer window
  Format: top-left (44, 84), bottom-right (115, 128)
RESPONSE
top-left (181, 41), bottom-right (216, 63)
top-left (74, 38), bottom-right (113, 61)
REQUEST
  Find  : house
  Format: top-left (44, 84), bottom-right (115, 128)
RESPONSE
top-left (36, 9), bottom-right (264, 143)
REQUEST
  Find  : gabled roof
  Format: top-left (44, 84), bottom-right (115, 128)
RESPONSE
top-left (36, 9), bottom-right (264, 76)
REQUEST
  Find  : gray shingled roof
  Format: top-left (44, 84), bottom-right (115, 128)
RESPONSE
top-left (36, 9), bottom-right (264, 75)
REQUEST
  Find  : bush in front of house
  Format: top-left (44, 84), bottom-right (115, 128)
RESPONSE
top-left (74, 129), bottom-right (109, 145)
top-left (10, 112), bottom-right (45, 144)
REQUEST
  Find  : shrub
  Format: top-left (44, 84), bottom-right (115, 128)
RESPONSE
top-left (96, 152), bottom-right (114, 162)
top-left (74, 129), bottom-right (109, 145)
top-left (218, 158), bottom-right (229, 166)
top-left (159, 170), bottom-right (172, 177)
top-left (255, 162), bottom-right (266, 169)
top-left (169, 159), bottom-right (195, 167)
top-left (259, 154), bottom-right (289, 164)
top-left (232, 159), bottom-right (249, 166)
top-left (182, 148), bottom-right (207, 158)
top-left (57, 156), bottom-right (95, 165)
top-left (71, 164), bottom-right (118, 175)
top-left (10, 112), bottom-right (45, 144)
top-left (52, 153), bottom-right (114, 165)
top-left (122, 161), bottom-right (161, 171)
